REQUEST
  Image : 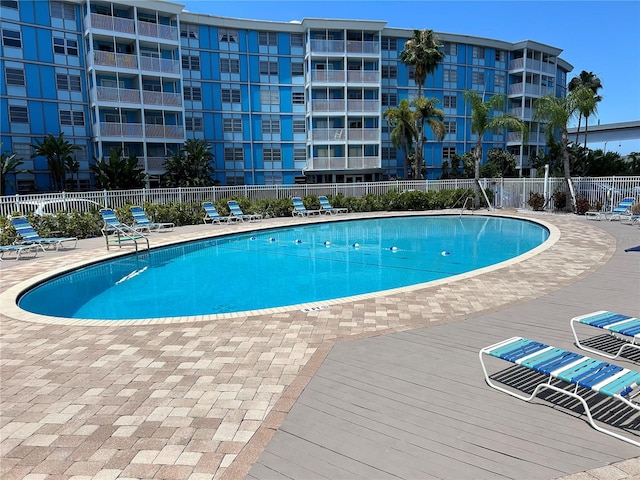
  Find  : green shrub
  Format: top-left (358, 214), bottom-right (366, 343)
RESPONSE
top-left (527, 192), bottom-right (545, 211)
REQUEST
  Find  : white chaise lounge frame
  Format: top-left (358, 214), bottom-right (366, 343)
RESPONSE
top-left (571, 311), bottom-right (640, 361)
top-left (480, 336), bottom-right (640, 447)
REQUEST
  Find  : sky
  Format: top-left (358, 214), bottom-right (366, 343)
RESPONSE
top-left (180, 0), bottom-right (640, 154)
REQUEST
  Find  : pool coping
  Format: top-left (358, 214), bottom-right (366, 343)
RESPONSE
top-left (0, 211), bottom-right (559, 326)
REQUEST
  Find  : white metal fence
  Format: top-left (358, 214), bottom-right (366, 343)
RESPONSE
top-left (1, 177), bottom-right (639, 217)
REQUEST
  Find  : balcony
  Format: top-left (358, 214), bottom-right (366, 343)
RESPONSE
top-left (309, 99), bottom-right (345, 112)
top-left (508, 83), bottom-right (541, 96)
top-left (346, 99), bottom-right (379, 112)
top-left (346, 71), bottom-right (379, 83)
top-left (137, 156), bottom-right (167, 174)
top-left (311, 128), bottom-right (345, 141)
top-left (347, 156), bottom-right (380, 169)
top-left (310, 39), bottom-right (345, 54)
top-left (87, 51), bottom-right (180, 75)
top-left (91, 85), bottom-right (141, 105)
top-left (347, 128), bottom-right (379, 141)
top-left (346, 41), bottom-right (379, 55)
top-left (85, 13), bottom-right (178, 42)
top-left (139, 56), bottom-right (180, 75)
top-left (310, 70), bottom-right (346, 83)
top-left (508, 107), bottom-right (534, 120)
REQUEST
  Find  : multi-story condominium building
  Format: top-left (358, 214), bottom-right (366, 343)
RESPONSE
top-left (0, 0), bottom-right (572, 193)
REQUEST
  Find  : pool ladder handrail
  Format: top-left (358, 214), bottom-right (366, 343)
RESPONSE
top-left (460, 196), bottom-right (474, 216)
top-left (102, 223), bottom-right (150, 253)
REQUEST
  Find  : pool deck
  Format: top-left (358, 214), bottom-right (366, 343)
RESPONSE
top-left (0, 210), bottom-right (639, 479)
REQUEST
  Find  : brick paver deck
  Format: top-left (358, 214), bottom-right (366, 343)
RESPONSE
top-left (1, 211), bottom-right (638, 479)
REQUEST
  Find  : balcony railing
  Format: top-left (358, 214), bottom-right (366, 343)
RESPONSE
top-left (346, 40), bottom-right (379, 54)
top-left (347, 71), bottom-right (379, 83)
top-left (89, 50), bottom-right (138, 70)
top-left (142, 90), bottom-right (182, 107)
top-left (137, 21), bottom-right (179, 42)
top-left (346, 99), bottom-right (379, 112)
top-left (347, 128), bottom-right (379, 141)
top-left (310, 39), bottom-right (345, 53)
top-left (508, 107), bottom-right (534, 120)
top-left (310, 70), bottom-right (346, 83)
top-left (97, 122), bottom-right (144, 137)
top-left (145, 124), bottom-right (184, 139)
top-left (311, 128), bottom-right (345, 141)
top-left (508, 83), bottom-right (542, 96)
top-left (310, 99), bottom-right (345, 112)
top-left (91, 86), bottom-right (141, 104)
top-left (309, 156), bottom-right (380, 170)
top-left (139, 56), bottom-right (181, 75)
top-left (136, 157), bottom-right (167, 173)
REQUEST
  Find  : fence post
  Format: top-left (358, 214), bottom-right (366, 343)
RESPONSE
top-left (62, 191), bottom-right (67, 213)
top-left (14, 193), bottom-right (20, 214)
top-left (178, 187), bottom-right (182, 204)
top-left (143, 188), bottom-right (147, 205)
top-left (103, 189), bottom-right (108, 208)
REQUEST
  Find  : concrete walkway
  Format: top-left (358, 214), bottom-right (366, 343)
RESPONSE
top-left (1, 211), bottom-right (638, 479)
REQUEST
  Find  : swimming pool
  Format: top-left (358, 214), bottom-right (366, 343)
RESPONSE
top-left (18, 215), bottom-right (549, 320)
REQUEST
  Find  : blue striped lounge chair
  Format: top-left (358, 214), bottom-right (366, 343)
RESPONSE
top-left (586, 197), bottom-right (635, 221)
top-left (130, 206), bottom-right (174, 232)
top-left (227, 200), bottom-right (263, 222)
top-left (571, 311), bottom-right (640, 360)
top-left (480, 336), bottom-right (640, 447)
top-left (202, 202), bottom-right (234, 224)
top-left (318, 196), bottom-right (348, 215)
top-left (10, 216), bottom-right (78, 251)
top-left (291, 197), bottom-right (321, 217)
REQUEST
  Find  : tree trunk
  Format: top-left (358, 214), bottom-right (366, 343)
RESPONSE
top-left (562, 129), bottom-right (574, 211)
top-left (583, 116), bottom-right (589, 149)
top-left (575, 115), bottom-right (582, 144)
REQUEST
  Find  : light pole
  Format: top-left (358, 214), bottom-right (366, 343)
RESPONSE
top-left (603, 141), bottom-right (608, 154)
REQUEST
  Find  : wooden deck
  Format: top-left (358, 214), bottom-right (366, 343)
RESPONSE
top-left (249, 219), bottom-right (640, 479)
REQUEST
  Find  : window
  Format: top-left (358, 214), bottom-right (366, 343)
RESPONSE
top-left (408, 65), bottom-right (415, 80)
top-left (444, 43), bottom-right (457, 56)
top-left (259, 61), bottom-right (278, 76)
top-left (60, 110), bottom-right (84, 126)
top-left (9, 105), bottom-right (28, 123)
top-left (291, 62), bottom-right (304, 76)
top-left (495, 50), bottom-right (506, 62)
top-left (2, 28), bottom-right (21, 48)
top-left (444, 67), bottom-right (457, 82)
top-left (472, 46), bottom-right (485, 59)
top-left (290, 33), bottom-right (303, 48)
top-left (381, 37), bottom-right (396, 51)
top-left (258, 31), bottom-right (277, 46)
top-left (218, 28), bottom-right (238, 43)
top-left (293, 119), bottom-right (306, 133)
top-left (1, 0), bottom-right (18, 9)
top-left (294, 147), bottom-right (306, 162)
top-left (180, 23), bottom-right (198, 39)
top-left (56, 73), bottom-right (82, 91)
top-left (223, 118), bottom-right (242, 132)
top-left (382, 65), bottom-right (397, 79)
top-left (292, 91), bottom-right (305, 105)
top-left (224, 147), bottom-right (243, 161)
top-left (472, 69), bottom-right (485, 86)
top-left (261, 118), bottom-right (281, 134)
top-left (381, 92), bottom-right (397, 106)
top-left (445, 120), bottom-right (456, 134)
top-left (260, 89), bottom-right (280, 105)
top-left (53, 37), bottom-right (78, 56)
top-left (494, 73), bottom-right (506, 89)
top-left (220, 58), bottom-right (240, 74)
top-left (184, 86), bottom-right (202, 101)
top-left (221, 88), bottom-right (241, 103)
top-left (50, 1), bottom-right (75, 20)
top-left (6, 67), bottom-right (24, 86)
top-left (443, 95), bottom-right (456, 109)
top-left (185, 116), bottom-right (203, 132)
top-left (182, 55), bottom-right (200, 71)
top-left (263, 147), bottom-right (282, 162)
top-left (382, 147), bottom-right (397, 160)
top-left (442, 146), bottom-right (456, 159)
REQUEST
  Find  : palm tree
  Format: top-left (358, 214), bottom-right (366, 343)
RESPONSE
top-left (412, 96), bottom-right (445, 179)
top-left (399, 29), bottom-right (444, 98)
top-left (568, 71), bottom-right (603, 148)
top-left (399, 29), bottom-right (444, 178)
top-left (464, 91), bottom-right (528, 207)
top-left (0, 142), bottom-right (25, 196)
top-left (382, 99), bottom-right (417, 178)
top-left (163, 138), bottom-right (215, 187)
top-left (534, 85), bottom-right (595, 210)
top-left (90, 148), bottom-right (146, 190)
top-left (31, 133), bottom-right (80, 192)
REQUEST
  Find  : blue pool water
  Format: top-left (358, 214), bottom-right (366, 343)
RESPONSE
top-left (18, 216), bottom-right (549, 320)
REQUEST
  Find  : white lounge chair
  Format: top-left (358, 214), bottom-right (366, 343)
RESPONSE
top-left (291, 197), bottom-right (321, 217)
top-left (318, 196), bottom-right (348, 215)
top-left (227, 200), bottom-right (262, 222)
top-left (130, 206), bottom-right (174, 232)
top-left (10, 216), bottom-right (78, 251)
top-left (571, 310), bottom-right (640, 360)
